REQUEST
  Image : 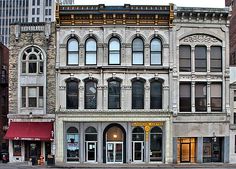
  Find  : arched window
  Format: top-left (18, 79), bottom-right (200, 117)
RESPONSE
top-left (66, 78), bottom-right (79, 109)
top-left (109, 38), bottom-right (120, 65)
top-left (132, 38), bottom-right (144, 65)
top-left (132, 79), bottom-right (145, 109)
top-left (132, 127), bottom-right (144, 141)
top-left (84, 80), bottom-right (97, 109)
top-left (67, 38), bottom-right (79, 65)
top-left (85, 38), bottom-right (97, 65)
top-left (22, 46), bottom-right (43, 74)
top-left (150, 38), bottom-right (162, 65)
top-left (150, 126), bottom-right (162, 161)
top-left (150, 80), bottom-right (162, 109)
top-left (108, 79), bottom-right (121, 109)
top-left (67, 127), bottom-right (79, 162)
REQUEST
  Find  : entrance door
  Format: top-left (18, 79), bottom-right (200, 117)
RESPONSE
top-left (180, 143), bottom-right (191, 163)
top-left (106, 142), bottom-right (123, 163)
top-left (25, 141), bottom-right (41, 161)
top-left (133, 141), bottom-right (143, 162)
top-left (86, 141), bottom-right (96, 162)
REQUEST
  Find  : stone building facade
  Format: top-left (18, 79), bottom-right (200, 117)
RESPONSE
top-left (5, 22), bottom-right (56, 163)
top-left (172, 7), bottom-right (230, 163)
top-left (55, 4), bottom-right (174, 164)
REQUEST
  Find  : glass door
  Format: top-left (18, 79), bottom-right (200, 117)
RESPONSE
top-left (133, 141), bottom-right (143, 162)
top-left (86, 141), bottom-right (96, 162)
top-left (106, 142), bottom-right (123, 163)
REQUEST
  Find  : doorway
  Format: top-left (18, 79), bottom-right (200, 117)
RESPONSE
top-left (132, 141), bottom-right (144, 162)
top-left (180, 143), bottom-right (191, 162)
top-left (86, 141), bottom-right (97, 162)
top-left (25, 141), bottom-right (41, 161)
top-left (103, 123), bottom-right (126, 163)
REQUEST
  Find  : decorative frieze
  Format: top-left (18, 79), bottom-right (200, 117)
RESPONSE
top-left (180, 34), bottom-right (220, 44)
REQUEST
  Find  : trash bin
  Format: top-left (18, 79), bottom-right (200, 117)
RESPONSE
top-left (47, 155), bottom-right (55, 166)
top-left (31, 156), bottom-right (37, 165)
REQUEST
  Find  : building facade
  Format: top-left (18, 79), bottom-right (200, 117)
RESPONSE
top-left (172, 7), bottom-right (230, 163)
top-left (5, 22), bottom-right (56, 163)
top-left (0, 42), bottom-right (8, 152)
top-left (0, 0), bottom-right (55, 46)
top-left (55, 4), bottom-right (174, 164)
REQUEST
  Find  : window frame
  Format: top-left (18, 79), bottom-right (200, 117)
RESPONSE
top-left (179, 45), bottom-right (191, 72)
top-left (195, 82), bottom-right (207, 112)
top-left (179, 82), bottom-right (191, 112)
top-left (150, 79), bottom-right (162, 109)
top-left (84, 79), bottom-right (97, 109)
top-left (108, 37), bottom-right (121, 65)
top-left (67, 38), bottom-right (79, 65)
top-left (85, 38), bottom-right (97, 65)
top-left (21, 86), bottom-right (43, 108)
top-left (66, 78), bottom-right (79, 109)
top-left (150, 38), bottom-right (162, 65)
top-left (132, 38), bottom-right (144, 65)
top-left (210, 83), bottom-right (222, 112)
top-left (132, 78), bottom-right (145, 109)
top-left (195, 46), bottom-right (207, 72)
top-left (210, 46), bottom-right (222, 72)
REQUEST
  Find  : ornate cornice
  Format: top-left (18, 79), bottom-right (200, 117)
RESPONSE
top-left (56, 3), bottom-right (174, 27)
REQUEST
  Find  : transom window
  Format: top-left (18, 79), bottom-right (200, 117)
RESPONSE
top-left (109, 38), bottom-right (120, 65)
top-left (85, 38), bottom-right (97, 65)
top-left (22, 46), bottom-right (44, 74)
top-left (67, 38), bottom-right (79, 65)
top-left (150, 38), bottom-right (162, 65)
top-left (21, 86), bottom-right (43, 108)
top-left (132, 38), bottom-right (144, 65)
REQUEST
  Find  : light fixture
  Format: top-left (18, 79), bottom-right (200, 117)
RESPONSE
top-left (212, 132), bottom-right (217, 142)
top-left (113, 134), bottom-right (117, 138)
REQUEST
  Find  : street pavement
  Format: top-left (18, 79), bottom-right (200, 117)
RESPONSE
top-left (1, 163), bottom-right (236, 169)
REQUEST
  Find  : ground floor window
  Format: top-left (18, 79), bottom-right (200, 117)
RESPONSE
top-left (177, 138), bottom-right (196, 163)
top-left (85, 127), bottom-right (97, 162)
top-left (67, 127), bottom-right (79, 162)
top-left (203, 137), bottom-right (223, 163)
top-left (13, 141), bottom-right (21, 156)
top-left (150, 126), bottom-right (162, 162)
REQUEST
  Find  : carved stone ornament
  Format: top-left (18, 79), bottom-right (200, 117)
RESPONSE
top-left (181, 34), bottom-right (220, 44)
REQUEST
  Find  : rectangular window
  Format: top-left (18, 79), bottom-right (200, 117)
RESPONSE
top-left (195, 83), bottom-right (207, 112)
top-left (32, 0), bottom-right (35, 6)
top-left (195, 46), bottom-right (207, 72)
top-left (211, 83), bottom-right (222, 111)
top-left (234, 113), bottom-right (236, 124)
top-left (13, 141), bottom-right (21, 156)
top-left (22, 87), bottom-right (26, 107)
top-left (234, 90), bottom-right (236, 101)
top-left (37, 0), bottom-right (40, 5)
top-left (180, 83), bottom-right (191, 112)
top-left (37, 8), bottom-right (40, 15)
top-left (21, 86), bottom-right (43, 108)
top-left (28, 87), bottom-right (37, 107)
top-left (179, 45), bottom-right (191, 72)
top-left (32, 8), bottom-right (35, 15)
top-left (210, 46), bottom-right (222, 72)
top-left (235, 135), bottom-right (236, 153)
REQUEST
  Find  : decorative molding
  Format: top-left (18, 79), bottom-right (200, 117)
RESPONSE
top-left (59, 86), bottom-right (66, 90)
top-left (180, 34), bottom-right (220, 44)
top-left (59, 44), bottom-right (66, 48)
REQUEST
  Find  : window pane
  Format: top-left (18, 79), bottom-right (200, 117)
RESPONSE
top-left (179, 45), bottom-right (191, 72)
top-left (195, 83), bottom-right (207, 111)
top-left (68, 53), bottom-right (79, 65)
top-left (109, 38), bottom-right (120, 64)
top-left (29, 62), bottom-right (37, 73)
top-left (109, 53), bottom-right (120, 64)
top-left (86, 53), bottom-right (96, 64)
top-left (133, 52), bottom-right (143, 64)
top-left (210, 46), bottom-right (222, 72)
top-left (67, 81), bottom-right (78, 109)
top-left (211, 83), bottom-right (222, 111)
top-left (180, 83), bottom-right (191, 112)
top-left (22, 87), bottom-right (26, 107)
top-left (85, 81), bottom-right (97, 109)
top-left (109, 38), bottom-right (120, 50)
top-left (108, 80), bottom-right (120, 109)
top-left (133, 38), bottom-right (143, 51)
top-left (39, 62), bottom-right (43, 73)
top-left (132, 81), bottom-right (144, 109)
top-left (13, 141), bottom-right (21, 156)
top-left (195, 46), bottom-right (207, 72)
top-left (29, 54), bottom-right (37, 60)
top-left (151, 39), bottom-right (161, 51)
top-left (86, 39), bottom-right (96, 51)
top-left (151, 53), bottom-right (161, 65)
top-left (29, 88), bottom-right (37, 97)
top-left (150, 81), bottom-right (162, 109)
top-left (68, 39), bottom-right (79, 51)
top-left (22, 62), bottom-right (26, 73)
top-left (29, 98), bottom-right (37, 107)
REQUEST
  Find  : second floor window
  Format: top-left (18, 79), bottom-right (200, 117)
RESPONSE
top-left (67, 38), bottom-right (79, 65)
top-left (108, 79), bottom-right (121, 109)
top-left (150, 80), bottom-right (162, 109)
top-left (179, 45), bottom-right (191, 72)
top-left (210, 83), bottom-right (222, 111)
top-left (85, 80), bottom-right (97, 109)
top-left (179, 83), bottom-right (191, 112)
top-left (132, 79), bottom-right (145, 109)
top-left (109, 38), bottom-right (120, 65)
top-left (85, 38), bottom-right (97, 65)
top-left (150, 38), bottom-right (162, 65)
top-left (22, 47), bottom-right (43, 74)
top-left (66, 79), bottom-right (79, 109)
top-left (210, 46), bottom-right (222, 72)
top-left (195, 83), bottom-right (207, 112)
top-left (21, 86), bottom-right (43, 108)
top-left (195, 46), bottom-right (207, 72)
top-left (132, 38), bottom-right (144, 65)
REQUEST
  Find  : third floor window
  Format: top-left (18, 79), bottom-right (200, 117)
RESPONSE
top-left (85, 38), bottom-right (97, 65)
top-left (67, 38), bottom-right (79, 65)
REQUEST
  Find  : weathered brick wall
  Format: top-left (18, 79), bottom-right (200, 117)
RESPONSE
top-left (8, 23), bottom-right (56, 114)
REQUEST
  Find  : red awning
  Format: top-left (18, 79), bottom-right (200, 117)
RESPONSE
top-left (4, 122), bottom-right (53, 141)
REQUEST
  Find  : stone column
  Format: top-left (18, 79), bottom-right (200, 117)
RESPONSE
top-left (145, 83), bottom-right (150, 110)
top-left (55, 119), bottom-right (64, 163)
top-left (207, 82), bottom-right (211, 113)
top-left (97, 122), bottom-right (103, 163)
top-left (79, 123), bottom-right (84, 163)
top-left (191, 82), bottom-right (195, 113)
top-left (127, 123), bottom-right (132, 163)
top-left (165, 120), bottom-right (172, 163)
top-left (197, 137), bottom-right (203, 163)
top-left (224, 136), bottom-right (230, 163)
top-left (207, 47), bottom-right (211, 73)
top-left (172, 137), bottom-right (177, 163)
top-left (145, 44), bottom-right (150, 66)
top-left (191, 46), bottom-right (195, 73)
top-left (163, 86), bottom-right (169, 110)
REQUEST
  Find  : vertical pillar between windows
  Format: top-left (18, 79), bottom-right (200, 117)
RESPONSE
top-left (79, 123), bottom-right (84, 163)
top-left (97, 86), bottom-right (103, 110)
top-left (145, 132), bottom-right (149, 163)
top-left (145, 83), bottom-right (150, 110)
top-left (103, 86), bottom-right (108, 110)
top-left (97, 123), bottom-right (103, 163)
top-left (224, 136), bottom-right (229, 163)
top-left (144, 44), bottom-right (149, 66)
top-left (191, 82), bottom-right (195, 113)
top-left (121, 85), bottom-right (125, 110)
top-left (79, 44), bottom-right (84, 66)
top-left (191, 46), bottom-right (195, 73)
top-left (165, 120), bottom-right (173, 164)
top-left (207, 82), bottom-right (211, 113)
top-left (127, 123), bottom-right (132, 163)
top-left (197, 137), bottom-right (203, 163)
top-left (79, 86), bottom-right (84, 110)
top-left (172, 137), bottom-right (177, 163)
top-left (207, 47), bottom-right (211, 73)
top-left (163, 86), bottom-right (169, 110)
top-left (225, 77), bottom-right (230, 115)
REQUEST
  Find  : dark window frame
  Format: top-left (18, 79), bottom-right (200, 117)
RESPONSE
top-left (132, 78), bottom-right (146, 109)
top-left (195, 82), bottom-right (207, 112)
top-left (84, 78), bottom-right (97, 109)
top-left (210, 46), bottom-right (222, 72)
top-left (66, 78), bottom-right (79, 109)
top-left (195, 46), bottom-right (207, 72)
top-left (132, 37), bottom-right (144, 65)
top-left (108, 37), bottom-right (121, 65)
top-left (179, 45), bottom-right (191, 72)
top-left (179, 82), bottom-right (191, 112)
top-left (210, 83), bottom-right (222, 112)
top-left (150, 38), bottom-right (162, 65)
top-left (108, 78), bottom-right (122, 109)
top-left (150, 79), bottom-right (163, 109)
top-left (85, 38), bottom-right (97, 65)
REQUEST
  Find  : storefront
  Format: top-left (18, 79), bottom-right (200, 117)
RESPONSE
top-left (58, 121), bottom-right (171, 164)
top-left (4, 121), bottom-right (54, 163)
top-left (177, 138), bottom-right (196, 163)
